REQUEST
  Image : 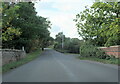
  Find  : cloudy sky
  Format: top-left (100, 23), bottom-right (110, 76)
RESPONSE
top-left (34, 0), bottom-right (94, 39)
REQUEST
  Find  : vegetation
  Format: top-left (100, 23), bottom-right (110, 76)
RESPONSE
top-left (79, 40), bottom-right (119, 65)
top-left (1, 1), bottom-right (119, 69)
top-left (74, 2), bottom-right (120, 47)
top-left (54, 32), bottom-right (82, 54)
top-left (2, 2), bottom-right (52, 52)
top-left (80, 41), bottom-right (109, 59)
top-left (79, 57), bottom-right (119, 65)
top-left (1, 2), bottom-right (54, 72)
top-left (74, 2), bottom-right (120, 64)
top-left (2, 49), bottom-right (42, 73)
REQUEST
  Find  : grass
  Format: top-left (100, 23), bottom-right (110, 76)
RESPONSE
top-left (64, 53), bottom-right (79, 55)
top-left (55, 49), bottom-right (69, 53)
top-left (2, 49), bottom-right (42, 73)
top-left (55, 49), bottom-right (80, 56)
top-left (78, 56), bottom-right (119, 65)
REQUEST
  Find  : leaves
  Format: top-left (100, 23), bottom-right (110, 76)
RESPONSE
top-left (2, 2), bottom-right (52, 52)
top-left (2, 27), bottom-right (21, 41)
top-left (54, 32), bottom-right (81, 53)
top-left (74, 2), bottom-right (120, 46)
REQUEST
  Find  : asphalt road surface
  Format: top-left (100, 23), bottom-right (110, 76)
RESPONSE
top-left (3, 48), bottom-right (119, 82)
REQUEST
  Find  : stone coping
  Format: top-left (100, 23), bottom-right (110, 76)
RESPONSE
top-left (99, 45), bottom-right (120, 48)
top-left (0, 49), bottom-right (24, 51)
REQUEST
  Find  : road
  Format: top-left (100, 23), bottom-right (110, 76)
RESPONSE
top-left (3, 48), bottom-right (118, 82)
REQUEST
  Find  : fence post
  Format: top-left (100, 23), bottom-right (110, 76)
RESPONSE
top-left (22, 46), bottom-right (25, 51)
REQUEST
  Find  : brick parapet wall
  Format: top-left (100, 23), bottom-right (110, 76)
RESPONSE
top-left (0, 49), bottom-right (26, 65)
top-left (99, 45), bottom-right (120, 58)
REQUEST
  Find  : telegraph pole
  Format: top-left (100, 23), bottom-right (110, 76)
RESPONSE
top-left (62, 32), bottom-right (64, 49)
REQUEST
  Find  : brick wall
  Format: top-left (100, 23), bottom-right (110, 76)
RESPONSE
top-left (0, 49), bottom-right (26, 65)
top-left (99, 45), bottom-right (120, 58)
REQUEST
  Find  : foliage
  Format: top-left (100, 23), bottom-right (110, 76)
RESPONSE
top-left (2, 27), bottom-right (21, 41)
top-left (2, 2), bottom-right (52, 52)
top-left (64, 38), bottom-right (80, 53)
top-left (54, 32), bottom-right (81, 54)
top-left (55, 32), bottom-right (65, 43)
top-left (74, 2), bottom-right (120, 47)
top-left (2, 49), bottom-right (42, 73)
top-left (80, 41), bottom-right (110, 59)
top-left (2, 2), bottom-right (21, 42)
top-left (79, 57), bottom-right (118, 65)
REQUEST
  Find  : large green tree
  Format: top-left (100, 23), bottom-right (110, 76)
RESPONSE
top-left (2, 2), bottom-right (51, 52)
top-left (2, 2), bottom-right (21, 43)
top-left (74, 2), bottom-right (120, 46)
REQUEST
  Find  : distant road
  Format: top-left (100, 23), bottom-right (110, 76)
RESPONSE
top-left (3, 48), bottom-right (118, 82)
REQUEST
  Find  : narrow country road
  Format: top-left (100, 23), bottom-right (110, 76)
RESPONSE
top-left (3, 48), bottom-right (118, 82)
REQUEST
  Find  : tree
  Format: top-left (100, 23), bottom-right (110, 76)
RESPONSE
top-left (2, 2), bottom-right (52, 52)
top-left (66, 38), bottom-right (81, 53)
top-left (2, 2), bottom-right (21, 46)
top-left (55, 32), bottom-right (65, 43)
top-left (54, 32), bottom-right (81, 53)
top-left (74, 2), bottom-right (120, 46)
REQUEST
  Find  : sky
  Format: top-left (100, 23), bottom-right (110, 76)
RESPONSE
top-left (34, 0), bottom-right (94, 39)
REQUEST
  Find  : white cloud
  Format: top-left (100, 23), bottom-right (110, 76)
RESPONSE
top-left (50, 13), bottom-right (78, 38)
top-left (51, 1), bottom-right (93, 12)
top-left (34, 0), bottom-right (94, 39)
top-left (40, 0), bottom-right (95, 3)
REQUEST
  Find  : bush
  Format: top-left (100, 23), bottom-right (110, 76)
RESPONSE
top-left (54, 42), bottom-right (62, 49)
top-left (68, 44), bottom-right (80, 53)
top-left (80, 41), bottom-right (109, 59)
top-left (54, 38), bottom-right (80, 54)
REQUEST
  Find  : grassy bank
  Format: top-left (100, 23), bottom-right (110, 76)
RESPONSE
top-left (79, 56), bottom-right (119, 65)
top-left (3, 49), bottom-right (42, 73)
top-left (55, 49), bottom-right (69, 53)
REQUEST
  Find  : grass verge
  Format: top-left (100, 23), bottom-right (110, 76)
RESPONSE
top-left (55, 49), bottom-right (80, 55)
top-left (2, 49), bottom-right (42, 73)
top-left (79, 56), bottom-right (119, 65)
top-left (55, 49), bottom-right (69, 53)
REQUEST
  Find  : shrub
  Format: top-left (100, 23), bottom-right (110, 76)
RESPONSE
top-left (54, 42), bottom-right (62, 49)
top-left (80, 41), bottom-right (109, 59)
top-left (68, 44), bottom-right (80, 53)
top-left (54, 38), bottom-right (81, 54)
